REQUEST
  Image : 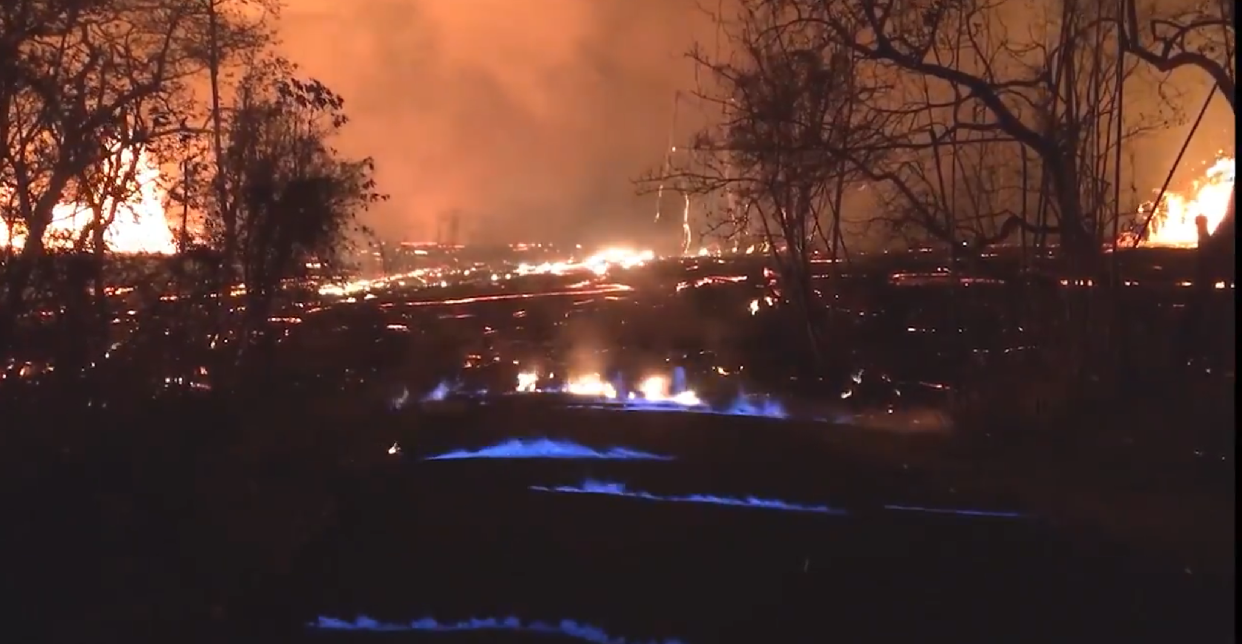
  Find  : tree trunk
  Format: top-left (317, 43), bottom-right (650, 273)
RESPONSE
top-left (206, 0), bottom-right (234, 290)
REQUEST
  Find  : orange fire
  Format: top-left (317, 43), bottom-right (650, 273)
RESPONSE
top-left (0, 147), bottom-right (178, 255)
top-left (512, 247), bottom-right (655, 277)
top-left (1140, 155), bottom-right (1235, 248)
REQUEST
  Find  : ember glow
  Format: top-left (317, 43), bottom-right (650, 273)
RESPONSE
top-left (0, 147), bottom-right (178, 254)
top-left (316, 246), bottom-right (652, 297)
top-left (411, 367), bottom-right (792, 419)
top-left (521, 370), bottom-right (704, 406)
top-left (424, 438), bottom-right (673, 461)
top-left (1141, 155), bottom-right (1235, 247)
top-left (634, 375), bottom-right (702, 406)
top-left (529, 479), bottom-right (848, 516)
top-left (511, 368), bottom-right (785, 418)
top-left (309, 615), bottom-right (687, 644)
top-left (562, 372), bottom-right (618, 399)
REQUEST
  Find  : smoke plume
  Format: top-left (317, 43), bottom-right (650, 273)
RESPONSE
top-left (280, 0), bottom-right (713, 247)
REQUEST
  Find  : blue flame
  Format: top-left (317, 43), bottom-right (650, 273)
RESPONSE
top-left (672, 366), bottom-right (687, 393)
top-left (309, 615), bottom-right (688, 644)
top-left (424, 438), bottom-right (674, 461)
top-left (883, 504), bottom-right (1026, 518)
top-left (567, 397), bottom-right (788, 419)
top-left (565, 387), bottom-right (789, 419)
top-left (422, 381), bottom-right (453, 402)
top-left (717, 392), bottom-right (789, 418)
top-left (389, 386), bottom-right (411, 410)
top-left (529, 479), bottom-right (848, 515)
top-left (416, 376), bottom-right (794, 420)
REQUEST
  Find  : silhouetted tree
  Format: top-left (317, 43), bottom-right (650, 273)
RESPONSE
top-left (218, 56), bottom-right (386, 371)
top-left (1121, 0), bottom-right (1235, 258)
top-left (0, 0), bottom-right (272, 359)
top-left (643, 0), bottom-right (889, 373)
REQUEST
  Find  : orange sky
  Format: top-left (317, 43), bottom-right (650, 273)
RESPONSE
top-left (278, 0), bottom-right (714, 247)
top-left (275, 0), bottom-right (1232, 248)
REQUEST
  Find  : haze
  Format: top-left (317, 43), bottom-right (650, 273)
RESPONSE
top-left (278, 0), bottom-right (1232, 247)
top-left (278, 0), bottom-right (719, 247)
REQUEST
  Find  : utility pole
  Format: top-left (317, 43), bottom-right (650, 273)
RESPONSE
top-left (206, 0), bottom-right (231, 290)
top-left (448, 210), bottom-right (461, 247)
top-left (180, 157), bottom-right (192, 254)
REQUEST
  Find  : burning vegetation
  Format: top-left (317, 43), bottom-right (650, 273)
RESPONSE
top-left (1137, 155), bottom-right (1236, 247)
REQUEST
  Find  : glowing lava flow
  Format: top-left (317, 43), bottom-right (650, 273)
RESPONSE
top-left (529, 479), bottom-right (848, 516)
top-left (513, 247), bottom-right (655, 277)
top-left (1141, 155), bottom-right (1235, 247)
top-left (0, 146), bottom-right (178, 254)
top-left (424, 438), bottom-right (673, 461)
top-left (309, 615), bottom-right (688, 644)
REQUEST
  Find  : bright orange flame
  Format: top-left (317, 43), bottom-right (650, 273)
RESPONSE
top-left (512, 247), bottom-right (654, 277)
top-left (564, 373), bottom-right (617, 399)
top-left (1141, 155), bottom-right (1235, 248)
top-left (0, 147), bottom-right (178, 254)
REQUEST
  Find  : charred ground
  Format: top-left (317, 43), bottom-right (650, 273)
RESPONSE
top-left (1, 247), bottom-right (1233, 643)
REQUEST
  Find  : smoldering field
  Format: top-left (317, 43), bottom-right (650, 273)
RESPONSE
top-left (2, 246), bottom-right (1234, 642)
top-left (270, 0), bottom-right (1233, 249)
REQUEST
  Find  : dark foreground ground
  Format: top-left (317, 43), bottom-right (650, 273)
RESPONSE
top-left (2, 250), bottom-right (1233, 643)
top-left (302, 403), bottom-right (1233, 644)
top-left (9, 398), bottom-right (1228, 644)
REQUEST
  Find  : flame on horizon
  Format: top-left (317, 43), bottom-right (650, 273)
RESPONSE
top-left (1, 147), bottom-right (179, 255)
top-left (1140, 155), bottom-right (1235, 248)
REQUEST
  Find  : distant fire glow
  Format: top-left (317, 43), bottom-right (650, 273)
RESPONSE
top-left (309, 615), bottom-right (687, 644)
top-left (562, 372), bottom-right (618, 399)
top-left (529, 479), bottom-right (848, 515)
top-left (1140, 155), bottom-right (1235, 247)
top-left (424, 438), bottom-right (673, 461)
top-left (513, 247), bottom-right (655, 277)
top-left (0, 147), bottom-right (178, 254)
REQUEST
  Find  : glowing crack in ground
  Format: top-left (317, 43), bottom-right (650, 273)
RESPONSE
top-left (309, 615), bottom-right (687, 644)
top-left (424, 438), bottom-right (674, 461)
top-left (529, 479), bottom-right (848, 515)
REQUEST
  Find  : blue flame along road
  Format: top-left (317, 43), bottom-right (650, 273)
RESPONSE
top-left (424, 438), bottom-right (674, 461)
top-left (309, 615), bottom-right (689, 644)
top-left (529, 479), bottom-right (848, 515)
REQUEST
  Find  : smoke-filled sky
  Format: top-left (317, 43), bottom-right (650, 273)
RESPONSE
top-left (279, 0), bottom-right (717, 247)
top-left (276, 0), bottom-right (1232, 248)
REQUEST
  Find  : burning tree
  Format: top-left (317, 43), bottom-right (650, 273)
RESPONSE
top-left (800, 0), bottom-right (1169, 272)
top-left (0, 0), bottom-right (272, 358)
top-left (0, 0), bottom-right (204, 363)
top-left (648, 0), bottom-right (890, 370)
top-left (1121, 0), bottom-right (1235, 255)
top-left (790, 0), bottom-right (1194, 394)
